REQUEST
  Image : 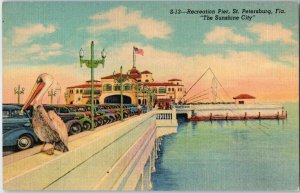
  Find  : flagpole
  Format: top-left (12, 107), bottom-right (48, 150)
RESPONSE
top-left (133, 46), bottom-right (136, 68)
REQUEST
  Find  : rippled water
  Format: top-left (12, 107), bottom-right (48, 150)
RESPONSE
top-left (152, 103), bottom-right (299, 191)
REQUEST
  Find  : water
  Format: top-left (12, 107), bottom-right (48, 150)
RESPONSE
top-left (152, 103), bottom-right (299, 191)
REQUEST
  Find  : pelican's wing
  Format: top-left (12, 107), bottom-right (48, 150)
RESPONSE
top-left (47, 110), bottom-right (69, 146)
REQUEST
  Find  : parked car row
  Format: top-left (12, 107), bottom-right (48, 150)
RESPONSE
top-left (3, 103), bottom-right (144, 151)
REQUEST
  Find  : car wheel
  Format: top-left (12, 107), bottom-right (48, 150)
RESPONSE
top-left (83, 121), bottom-right (91, 130)
top-left (98, 119), bottom-right (103, 126)
top-left (94, 121), bottom-right (98, 128)
top-left (17, 135), bottom-right (34, 150)
top-left (69, 123), bottom-right (82, 135)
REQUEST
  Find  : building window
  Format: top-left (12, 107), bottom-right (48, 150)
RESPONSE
top-left (178, 88), bottom-right (180, 91)
top-left (80, 89), bottom-right (83, 93)
top-left (172, 88), bottom-right (174, 91)
top-left (145, 79), bottom-right (149, 82)
top-left (177, 82), bottom-right (179, 85)
top-left (146, 75), bottom-right (148, 77)
top-left (103, 84), bottom-right (112, 91)
top-left (84, 89), bottom-right (101, 94)
top-left (78, 97), bottom-right (81, 101)
top-left (170, 96), bottom-right (173, 99)
top-left (76, 89), bottom-right (79, 94)
top-left (114, 84), bottom-right (121, 91)
top-left (168, 88), bottom-right (171, 92)
top-left (239, 101), bottom-right (244, 104)
top-left (159, 87), bottom-right (166, 94)
top-left (124, 84), bottom-right (132, 91)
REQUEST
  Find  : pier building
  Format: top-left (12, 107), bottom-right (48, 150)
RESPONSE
top-left (65, 66), bottom-right (185, 106)
top-left (65, 80), bottom-right (102, 105)
top-left (233, 93), bottom-right (256, 104)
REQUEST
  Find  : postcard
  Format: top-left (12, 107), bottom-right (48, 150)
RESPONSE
top-left (2, 1), bottom-right (299, 191)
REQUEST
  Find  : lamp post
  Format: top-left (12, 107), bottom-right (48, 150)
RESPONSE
top-left (146, 87), bottom-right (155, 109)
top-left (48, 89), bottom-right (57, 104)
top-left (64, 92), bottom-right (69, 104)
top-left (113, 66), bottom-right (129, 121)
top-left (79, 41), bottom-right (106, 129)
top-left (55, 83), bottom-right (61, 104)
top-left (14, 85), bottom-right (25, 104)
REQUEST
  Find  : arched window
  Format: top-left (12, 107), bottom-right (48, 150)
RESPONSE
top-left (124, 84), bottom-right (132, 91)
top-left (114, 84), bottom-right (121, 91)
top-left (145, 79), bottom-right (149, 82)
top-left (103, 84), bottom-right (112, 91)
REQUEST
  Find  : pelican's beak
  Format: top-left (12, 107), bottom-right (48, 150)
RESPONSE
top-left (21, 81), bottom-right (45, 112)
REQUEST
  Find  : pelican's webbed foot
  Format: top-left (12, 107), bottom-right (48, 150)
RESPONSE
top-left (41, 142), bottom-right (55, 155)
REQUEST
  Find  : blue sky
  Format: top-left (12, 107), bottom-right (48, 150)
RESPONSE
top-left (2, 1), bottom-right (299, 102)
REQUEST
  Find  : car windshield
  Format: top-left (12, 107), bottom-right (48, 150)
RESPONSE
top-left (3, 110), bottom-right (9, 118)
top-left (11, 109), bottom-right (27, 118)
top-left (67, 107), bottom-right (77, 112)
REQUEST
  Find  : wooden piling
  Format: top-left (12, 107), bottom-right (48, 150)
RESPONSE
top-left (244, 112), bottom-right (247, 120)
top-left (210, 113), bottom-right (212, 120)
top-left (277, 112), bottom-right (279, 119)
top-left (226, 112), bottom-right (228, 120)
top-left (258, 112), bottom-right (261, 119)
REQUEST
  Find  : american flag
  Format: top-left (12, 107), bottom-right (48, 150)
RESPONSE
top-left (133, 46), bottom-right (144, 56)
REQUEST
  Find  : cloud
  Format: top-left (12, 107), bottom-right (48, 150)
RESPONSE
top-left (279, 54), bottom-right (298, 66)
top-left (3, 43), bottom-right (63, 64)
top-left (248, 23), bottom-right (297, 45)
top-left (13, 23), bottom-right (56, 45)
top-left (203, 26), bottom-right (251, 44)
top-left (88, 6), bottom-right (172, 39)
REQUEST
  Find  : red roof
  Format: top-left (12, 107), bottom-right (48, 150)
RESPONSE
top-left (101, 73), bottom-right (136, 80)
top-left (129, 67), bottom-right (141, 79)
top-left (233, 94), bottom-right (256, 99)
top-left (85, 80), bottom-right (101, 83)
top-left (168, 78), bottom-right (182, 81)
top-left (141, 70), bottom-right (152, 74)
top-left (67, 84), bottom-right (102, 89)
top-left (139, 82), bottom-right (183, 87)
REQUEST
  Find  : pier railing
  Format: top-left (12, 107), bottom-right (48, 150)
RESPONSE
top-left (155, 109), bottom-right (178, 137)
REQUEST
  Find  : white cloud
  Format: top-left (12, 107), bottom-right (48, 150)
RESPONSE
top-left (13, 23), bottom-right (56, 45)
top-left (88, 6), bottom-right (172, 39)
top-left (248, 23), bottom-right (297, 45)
top-left (3, 43), bottom-right (63, 64)
top-left (203, 26), bottom-right (251, 44)
top-left (32, 50), bottom-right (63, 61)
top-left (279, 54), bottom-right (298, 66)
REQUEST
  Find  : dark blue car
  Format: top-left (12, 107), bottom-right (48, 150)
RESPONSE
top-left (3, 105), bottom-right (39, 150)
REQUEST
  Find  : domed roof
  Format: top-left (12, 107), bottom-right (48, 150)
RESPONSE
top-left (129, 67), bottom-right (141, 79)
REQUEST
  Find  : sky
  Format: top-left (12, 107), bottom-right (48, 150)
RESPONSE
top-left (2, 1), bottom-right (299, 104)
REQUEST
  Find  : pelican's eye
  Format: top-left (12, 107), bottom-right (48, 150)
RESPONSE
top-left (36, 78), bottom-right (42, 83)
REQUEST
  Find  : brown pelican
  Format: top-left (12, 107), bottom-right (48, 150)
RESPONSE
top-left (21, 73), bottom-right (69, 154)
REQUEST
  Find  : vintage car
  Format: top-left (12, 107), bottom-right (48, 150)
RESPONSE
top-left (41, 105), bottom-right (86, 135)
top-left (46, 105), bottom-right (95, 132)
top-left (3, 104), bottom-right (39, 150)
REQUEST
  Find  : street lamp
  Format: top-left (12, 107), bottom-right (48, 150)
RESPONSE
top-left (48, 88), bottom-right (57, 104)
top-left (79, 41), bottom-right (106, 129)
top-left (113, 66), bottom-right (129, 121)
top-left (55, 83), bottom-right (61, 104)
top-left (64, 92), bottom-right (69, 104)
top-left (14, 85), bottom-right (25, 104)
